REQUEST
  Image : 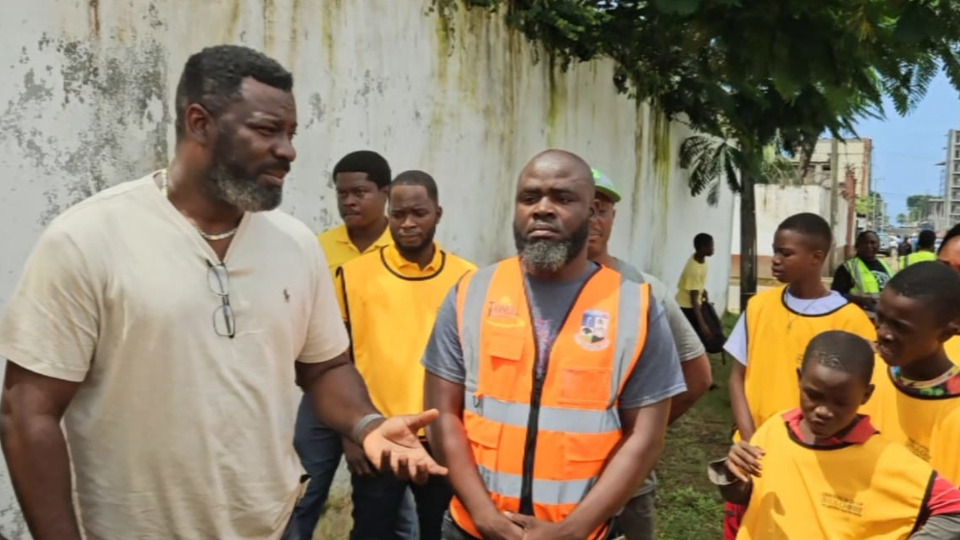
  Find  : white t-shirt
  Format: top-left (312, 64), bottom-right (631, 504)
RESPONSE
top-left (0, 175), bottom-right (349, 539)
top-left (724, 290), bottom-right (848, 365)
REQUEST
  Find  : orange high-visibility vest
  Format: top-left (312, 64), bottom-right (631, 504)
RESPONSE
top-left (449, 258), bottom-right (650, 539)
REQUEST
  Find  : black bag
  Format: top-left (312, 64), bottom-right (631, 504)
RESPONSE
top-left (700, 301), bottom-right (727, 356)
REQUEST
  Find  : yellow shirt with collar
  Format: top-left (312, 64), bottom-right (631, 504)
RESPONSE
top-left (335, 244), bottom-right (476, 418)
top-left (317, 223), bottom-right (392, 277)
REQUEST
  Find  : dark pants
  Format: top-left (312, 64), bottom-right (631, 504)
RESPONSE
top-left (616, 491), bottom-right (655, 540)
top-left (290, 396), bottom-right (344, 538)
top-left (351, 456), bottom-right (452, 540)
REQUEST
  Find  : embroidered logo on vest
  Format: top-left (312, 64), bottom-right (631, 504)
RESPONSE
top-left (487, 297), bottom-right (517, 318)
top-left (575, 309), bottom-right (611, 350)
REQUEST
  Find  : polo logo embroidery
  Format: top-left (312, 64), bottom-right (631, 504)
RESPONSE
top-left (575, 309), bottom-right (611, 350)
top-left (283, 289), bottom-right (290, 303)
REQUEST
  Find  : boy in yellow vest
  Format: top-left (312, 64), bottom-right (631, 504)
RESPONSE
top-left (723, 212), bottom-right (875, 534)
top-left (865, 261), bottom-right (960, 484)
top-left (712, 330), bottom-right (960, 539)
top-left (337, 170), bottom-right (476, 540)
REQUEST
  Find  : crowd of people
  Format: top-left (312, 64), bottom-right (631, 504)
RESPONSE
top-left (0, 44), bottom-right (959, 540)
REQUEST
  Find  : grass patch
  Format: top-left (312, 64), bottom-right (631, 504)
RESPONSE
top-left (313, 313), bottom-right (740, 540)
top-left (653, 312), bottom-right (738, 539)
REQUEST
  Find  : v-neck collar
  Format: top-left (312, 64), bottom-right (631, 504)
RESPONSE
top-left (145, 171), bottom-right (252, 264)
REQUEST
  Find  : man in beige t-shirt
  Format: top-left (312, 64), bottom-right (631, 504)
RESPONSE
top-left (0, 45), bottom-right (443, 540)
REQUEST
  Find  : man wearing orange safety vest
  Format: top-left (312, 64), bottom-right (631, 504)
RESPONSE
top-left (423, 150), bottom-right (685, 540)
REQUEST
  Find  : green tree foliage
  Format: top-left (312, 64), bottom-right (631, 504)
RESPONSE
top-left (906, 194), bottom-right (935, 222)
top-left (441, 0), bottom-right (960, 309)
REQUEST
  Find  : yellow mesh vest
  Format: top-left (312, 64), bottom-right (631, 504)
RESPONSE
top-left (339, 248), bottom-right (474, 418)
top-left (863, 365), bottom-right (960, 484)
top-left (738, 287), bottom-right (876, 441)
top-left (738, 413), bottom-right (933, 540)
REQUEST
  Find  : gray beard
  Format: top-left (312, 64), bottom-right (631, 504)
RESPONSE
top-left (514, 218), bottom-right (589, 273)
top-left (518, 240), bottom-right (572, 273)
top-left (207, 164), bottom-right (282, 213)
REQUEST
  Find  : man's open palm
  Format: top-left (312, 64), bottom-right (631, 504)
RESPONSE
top-left (362, 409), bottom-right (449, 484)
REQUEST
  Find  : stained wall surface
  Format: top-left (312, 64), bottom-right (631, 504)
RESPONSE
top-left (0, 1), bottom-right (735, 535)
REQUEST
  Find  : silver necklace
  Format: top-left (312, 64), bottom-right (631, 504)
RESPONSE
top-left (159, 170), bottom-right (239, 241)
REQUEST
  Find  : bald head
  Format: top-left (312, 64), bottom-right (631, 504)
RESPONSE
top-left (513, 149), bottom-right (594, 275)
top-left (519, 149), bottom-right (594, 192)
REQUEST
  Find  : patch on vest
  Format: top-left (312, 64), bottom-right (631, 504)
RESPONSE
top-left (906, 438), bottom-right (931, 462)
top-left (575, 309), bottom-right (611, 350)
top-left (820, 493), bottom-right (864, 517)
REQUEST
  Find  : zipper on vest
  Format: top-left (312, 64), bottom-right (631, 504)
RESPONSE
top-left (517, 269), bottom-right (599, 515)
top-left (519, 364), bottom-right (544, 515)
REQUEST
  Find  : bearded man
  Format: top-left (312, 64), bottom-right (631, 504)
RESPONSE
top-left (421, 149), bottom-right (685, 540)
top-left (0, 45), bottom-right (443, 540)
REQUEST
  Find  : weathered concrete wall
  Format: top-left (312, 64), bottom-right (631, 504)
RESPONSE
top-left (0, 1), bottom-right (735, 536)
top-left (729, 184), bottom-right (850, 281)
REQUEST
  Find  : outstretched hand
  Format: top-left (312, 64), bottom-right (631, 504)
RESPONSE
top-left (361, 409), bottom-right (448, 484)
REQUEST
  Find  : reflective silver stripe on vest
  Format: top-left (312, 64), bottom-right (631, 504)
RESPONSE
top-left (846, 259), bottom-right (866, 295)
top-left (477, 464), bottom-right (597, 506)
top-left (610, 274), bottom-right (644, 403)
top-left (464, 394), bottom-right (621, 433)
top-left (460, 264), bottom-right (498, 395)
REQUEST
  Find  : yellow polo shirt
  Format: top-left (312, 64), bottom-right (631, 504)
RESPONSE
top-left (335, 244), bottom-right (475, 418)
top-left (675, 255), bottom-right (708, 308)
top-left (317, 223), bottom-right (392, 276)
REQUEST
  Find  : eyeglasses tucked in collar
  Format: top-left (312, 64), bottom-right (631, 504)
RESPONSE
top-left (206, 260), bottom-right (236, 339)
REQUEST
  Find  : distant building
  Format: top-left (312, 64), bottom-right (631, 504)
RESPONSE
top-left (943, 127), bottom-right (960, 227)
top-left (794, 138), bottom-right (873, 197)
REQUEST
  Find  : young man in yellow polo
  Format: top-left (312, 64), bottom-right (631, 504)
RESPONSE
top-left (338, 170), bottom-right (475, 540)
top-left (317, 150), bottom-right (394, 275)
top-left (424, 150), bottom-right (685, 540)
top-left (292, 150), bottom-right (397, 538)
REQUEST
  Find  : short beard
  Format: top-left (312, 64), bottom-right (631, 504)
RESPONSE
top-left (393, 226), bottom-right (437, 261)
top-left (205, 130), bottom-right (285, 213)
top-left (514, 218), bottom-right (589, 273)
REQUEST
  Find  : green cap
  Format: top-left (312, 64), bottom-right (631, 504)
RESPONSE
top-left (591, 167), bottom-right (622, 203)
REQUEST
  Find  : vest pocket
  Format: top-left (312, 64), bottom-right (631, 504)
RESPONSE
top-left (557, 367), bottom-right (612, 406)
top-left (481, 331), bottom-right (526, 397)
top-left (464, 415), bottom-right (503, 473)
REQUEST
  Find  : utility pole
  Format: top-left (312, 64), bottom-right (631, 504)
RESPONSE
top-left (828, 138), bottom-right (840, 272)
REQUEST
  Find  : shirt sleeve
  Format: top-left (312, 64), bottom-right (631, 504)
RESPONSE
top-left (831, 265), bottom-right (853, 294)
top-left (724, 313), bottom-right (748, 366)
top-left (927, 473), bottom-right (960, 516)
top-left (619, 300), bottom-right (687, 409)
top-left (911, 515), bottom-right (960, 540)
top-left (421, 287), bottom-right (466, 385)
top-left (297, 238), bottom-right (350, 364)
top-left (0, 225), bottom-right (100, 382)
